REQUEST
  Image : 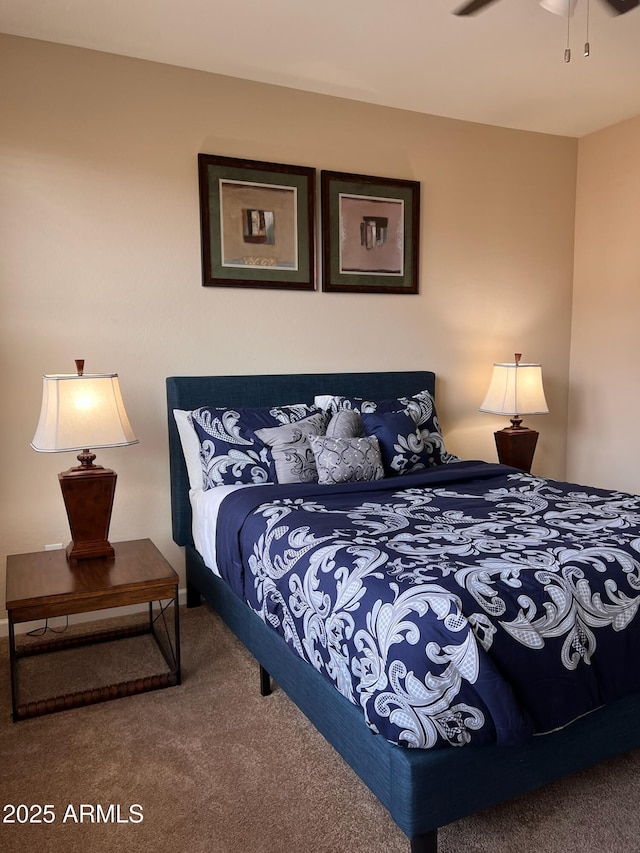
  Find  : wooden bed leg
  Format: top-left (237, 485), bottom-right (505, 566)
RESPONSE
top-left (410, 829), bottom-right (437, 853)
top-left (186, 579), bottom-right (201, 608)
top-left (259, 665), bottom-right (271, 697)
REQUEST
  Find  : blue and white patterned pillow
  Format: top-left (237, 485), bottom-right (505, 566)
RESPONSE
top-left (319, 389), bottom-right (458, 468)
top-left (191, 404), bottom-right (318, 489)
top-left (361, 410), bottom-right (431, 476)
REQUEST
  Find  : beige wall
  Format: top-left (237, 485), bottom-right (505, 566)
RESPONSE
top-left (0, 35), bottom-right (577, 613)
top-left (568, 114), bottom-right (640, 492)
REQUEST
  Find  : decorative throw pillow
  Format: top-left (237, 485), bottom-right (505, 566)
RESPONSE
top-left (191, 403), bottom-right (317, 488)
top-left (325, 410), bottom-right (364, 439)
top-left (361, 410), bottom-right (431, 476)
top-left (308, 435), bottom-right (385, 485)
top-left (318, 390), bottom-right (458, 468)
top-left (254, 412), bottom-right (329, 484)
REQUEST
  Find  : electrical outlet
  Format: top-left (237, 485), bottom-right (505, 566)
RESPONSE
top-left (45, 543), bottom-right (63, 551)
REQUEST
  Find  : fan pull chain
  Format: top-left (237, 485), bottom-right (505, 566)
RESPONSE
top-left (584, 0), bottom-right (591, 55)
top-left (564, 0), bottom-right (591, 63)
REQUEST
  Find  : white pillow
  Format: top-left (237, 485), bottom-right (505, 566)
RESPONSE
top-left (313, 394), bottom-right (337, 411)
top-left (173, 409), bottom-right (203, 491)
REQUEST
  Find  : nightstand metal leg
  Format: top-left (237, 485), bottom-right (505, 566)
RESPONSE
top-left (8, 615), bottom-right (18, 723)
top-left (174, 590), bottom-right (182, 685)
top-left (149, 589), bottom-right (181, 686)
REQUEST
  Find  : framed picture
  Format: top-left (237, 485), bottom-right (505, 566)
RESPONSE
top-left (321, 170), bottom-right (420, 294)
top-left (198, 154), bottom-right (316, 290)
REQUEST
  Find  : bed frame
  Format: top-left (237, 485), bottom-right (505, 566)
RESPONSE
top-left (167, 371), bottom-right (640, 853)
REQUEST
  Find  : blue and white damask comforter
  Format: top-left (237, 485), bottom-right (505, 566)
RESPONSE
top-left (214, 461), bottom-right (640, 750)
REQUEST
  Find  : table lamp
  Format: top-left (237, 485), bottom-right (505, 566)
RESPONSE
top-left (479, 353), bottom-right (549, 473)
top-left (31, 360), bottom-right (138, 564)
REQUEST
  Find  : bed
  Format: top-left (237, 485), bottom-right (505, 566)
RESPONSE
top-left (166, 370), bottom-right (640, 853)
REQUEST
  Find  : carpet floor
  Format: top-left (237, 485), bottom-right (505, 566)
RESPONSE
top-left (1, 603), bottom-right (639, 853)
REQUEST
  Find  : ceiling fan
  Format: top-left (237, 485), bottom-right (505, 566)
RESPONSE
top-left (454, 0), bottom-right (639, 15)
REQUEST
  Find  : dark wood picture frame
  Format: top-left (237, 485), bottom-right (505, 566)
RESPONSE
top-left (198, 154), bottom-right (316, 290)
top-left (321, 170), bottom-right (420, 294)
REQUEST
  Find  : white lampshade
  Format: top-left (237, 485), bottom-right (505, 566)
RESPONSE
top-left (539, 0), bottom-right (578, 16)
top-left (480, 360), bottom-right (549, 417)
top-left (31, 373), bottom-right (138, 453)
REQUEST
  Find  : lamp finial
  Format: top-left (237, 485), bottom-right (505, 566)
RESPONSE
top-left (75, 359), bottom-right (85, 376)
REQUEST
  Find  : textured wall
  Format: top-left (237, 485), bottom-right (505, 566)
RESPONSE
top-left (0, 34), bottom-right (577, 612)
top-left (569, 115), bottom-right (640, 492)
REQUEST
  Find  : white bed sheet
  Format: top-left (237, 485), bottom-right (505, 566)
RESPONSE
top-left (190, 483), bottom-right (271, 576)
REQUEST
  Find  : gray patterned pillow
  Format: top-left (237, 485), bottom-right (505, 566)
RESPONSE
top-left (308, 435), bottom-right (384, 485)
top-left (325, 410), bottom-right (364, 439)
top-left (254, 412), bottom-right (328, 484)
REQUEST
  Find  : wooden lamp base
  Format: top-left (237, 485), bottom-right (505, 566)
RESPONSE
top-left (58, 453), bottom-right (116, 564)
top-left (494, 426), bottom-right (539, 474)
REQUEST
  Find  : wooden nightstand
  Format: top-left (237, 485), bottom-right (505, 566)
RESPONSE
top-left (5, 539), bottom-right (181, 722)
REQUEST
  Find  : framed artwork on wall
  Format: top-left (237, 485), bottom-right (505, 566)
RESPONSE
top-left (321, 170), bottom-right (420, 294)
top-left (198, 154), bottom-right (316, 290)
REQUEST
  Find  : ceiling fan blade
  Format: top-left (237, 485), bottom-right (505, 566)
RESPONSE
top-left (453, 0), bottom-right (501, 15)
top-left (601, 0), bottom-right (640, 12)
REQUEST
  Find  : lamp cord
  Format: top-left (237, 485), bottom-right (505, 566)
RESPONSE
top-left (27, 617), bottom-right (69, 637)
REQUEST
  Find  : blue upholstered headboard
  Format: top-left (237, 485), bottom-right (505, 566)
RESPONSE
top-left (166, 371), bottom-right (436, 547)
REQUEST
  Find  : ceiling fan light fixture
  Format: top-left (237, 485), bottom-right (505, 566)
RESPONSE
top-left (539, 0), bottom-right (579, 15)
top-left (455, 0), bottom-right (636, 16)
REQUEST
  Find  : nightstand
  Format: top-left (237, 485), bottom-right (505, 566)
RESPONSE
top-left (5, 538), bottom-right (181, 722)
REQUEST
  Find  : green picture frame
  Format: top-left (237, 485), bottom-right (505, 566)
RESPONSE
top-left (198, 154), bottom-right (316, 290)
top-left (321, 170), bottom-right (420, 294)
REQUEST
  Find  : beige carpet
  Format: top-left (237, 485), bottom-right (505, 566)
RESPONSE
top-left (1, 604), bottom-right (640, 853)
